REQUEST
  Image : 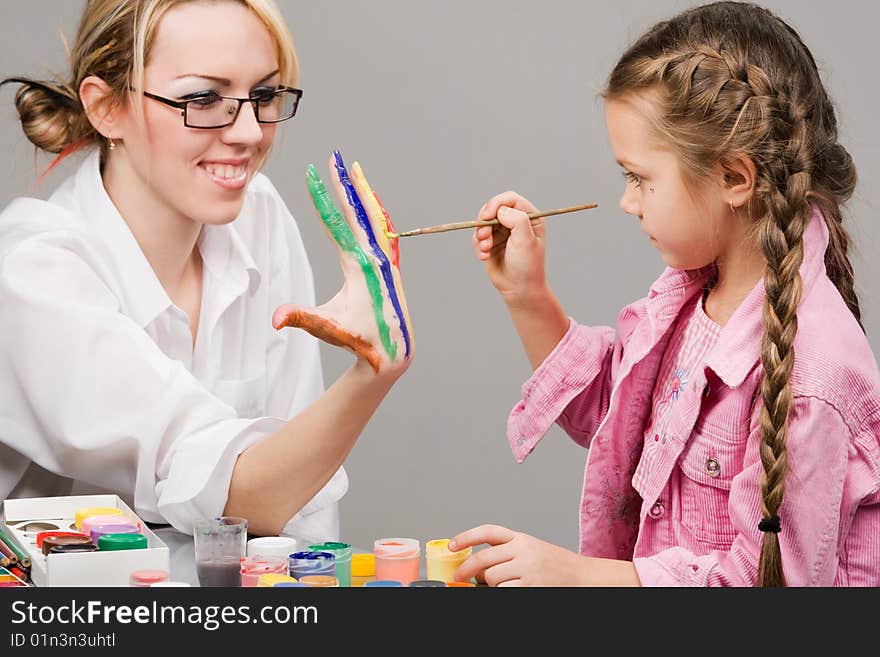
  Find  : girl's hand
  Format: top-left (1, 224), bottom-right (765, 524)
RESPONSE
top-left (449, 524), bottom-right (641, 587)
top-left (472, 191), bottom-right (548, 308)
top-left (273, 150), bottom-right (414, 377)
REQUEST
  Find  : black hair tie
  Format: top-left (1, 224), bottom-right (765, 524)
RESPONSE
top-left (758, 515), bottom-right (781, 533)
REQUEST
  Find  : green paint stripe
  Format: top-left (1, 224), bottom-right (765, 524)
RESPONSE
top-left (307, 165), bottom-right (396, 359)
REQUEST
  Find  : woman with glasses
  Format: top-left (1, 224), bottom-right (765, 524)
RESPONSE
top-left (0, 0), bottom-right (413, 546)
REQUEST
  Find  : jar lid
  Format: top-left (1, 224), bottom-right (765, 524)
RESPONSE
top-left (130, 570), bottom-right (169, 586)
top-left (299, 575), bottom-right (338, 587)
top-left (373, 538), bottom-right (420, 559)
top-left (36, 531), bottom-right (88, 549)
top-left (41, 534), bottom-right (94, 556)
top-left (351, 553), bottom-right (375, 577)
top-left (307, 542), bottom-right (352, 560)
top-left (97, 533), bottom-right (148, 551)
top-left (48, 543), bottom-right (99, 555)
top-left (409, 579), bottom-right (447, 587)
top-left (74, 507), bottom-right (123, 530)
top-left (364, 580), bottom-right (403, 587)
top-left (257, 574), bottom-right (298, 587)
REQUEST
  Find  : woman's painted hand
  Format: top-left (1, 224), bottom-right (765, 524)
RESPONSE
top-left (449, 524), bottom-right (641, 587)
top-left (273, 150), bottom-right (413, 376)
top-left (472, 191), bottom-right (549, 307)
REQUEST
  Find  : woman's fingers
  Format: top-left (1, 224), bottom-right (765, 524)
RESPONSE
top-left (332, 151), bottom-right (412, 362)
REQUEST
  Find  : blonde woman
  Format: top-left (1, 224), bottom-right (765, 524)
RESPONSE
top-left (0, 0), bottom-right (413, 544)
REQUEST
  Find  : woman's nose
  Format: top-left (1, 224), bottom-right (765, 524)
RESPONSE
top-left (221, 101), bottom-right (264, 145)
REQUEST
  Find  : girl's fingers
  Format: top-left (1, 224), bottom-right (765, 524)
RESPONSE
top-left (449, 524), bottom-right (517, 551)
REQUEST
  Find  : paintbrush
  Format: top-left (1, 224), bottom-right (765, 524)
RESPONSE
top-left (386, 202), bottom-right (598, 238)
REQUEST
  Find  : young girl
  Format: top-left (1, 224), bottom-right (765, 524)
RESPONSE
top-left (450, 1), bottom-right (879, 586)
top-left (0, 0), bottom-right (413, 544)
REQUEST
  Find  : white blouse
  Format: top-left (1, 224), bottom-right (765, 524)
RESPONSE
top-left (0, 149), bottom-right (347, 543)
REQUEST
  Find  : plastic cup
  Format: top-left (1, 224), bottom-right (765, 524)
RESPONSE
top-left (246, 536), bottom-right (298, 559)
top-left (257, 574), bottom-right (298, 587)
top-left (240, 554), bottom-right (289, 587)
top-left (308, 542), bottom-right (352, 587)
top-left (351, 553), bottom-right (376, 587)
top-left (373, 538), bottom-right (420, 586)
top-left (425, 538), bottom-right (472, 583)
top-left (193, 516), bottom-right (247, 587)
top-left (288, 551), bottom-right (335, 580)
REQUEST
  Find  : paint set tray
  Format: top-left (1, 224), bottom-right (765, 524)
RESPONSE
top-left (3, 494), bottom-right (170, 586)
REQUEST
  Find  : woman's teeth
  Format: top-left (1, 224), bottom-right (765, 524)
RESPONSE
top-left (203, 164), bottom-right (246, 179)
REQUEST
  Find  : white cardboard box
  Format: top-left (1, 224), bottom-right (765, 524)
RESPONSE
top-left (4, 494), bottom-right (170, 587)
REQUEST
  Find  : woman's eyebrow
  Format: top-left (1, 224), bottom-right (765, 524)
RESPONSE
top-left (172, 69), bottom-right (281, 86)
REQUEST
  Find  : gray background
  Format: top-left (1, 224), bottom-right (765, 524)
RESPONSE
top-left (2, 1), bottom-right (877, 553)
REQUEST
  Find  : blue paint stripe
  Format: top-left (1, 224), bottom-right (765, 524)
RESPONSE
top-left (333, 150), bottom-right (412, 359)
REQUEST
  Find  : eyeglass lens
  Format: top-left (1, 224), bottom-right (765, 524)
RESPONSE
top-left (186, 89), bottom-right (298, 128)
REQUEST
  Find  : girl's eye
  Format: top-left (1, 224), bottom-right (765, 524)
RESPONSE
top-left (623, 170), bottom-right (642, 189)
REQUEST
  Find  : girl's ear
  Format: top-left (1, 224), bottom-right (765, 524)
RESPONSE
top-left (79, 75), bottom-right (126, 140)
top-left (718, 154), bottom-right (757, 210)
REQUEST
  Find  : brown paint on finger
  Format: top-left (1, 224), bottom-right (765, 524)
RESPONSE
top-left (276, 309), bottom-right (381, 373)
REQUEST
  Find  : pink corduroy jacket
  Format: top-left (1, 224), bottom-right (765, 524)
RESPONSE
top-left (507, 207), bottom-right (880, 586)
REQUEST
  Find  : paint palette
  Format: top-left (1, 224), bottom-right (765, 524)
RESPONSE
top-left (4, 494), bottom-right (170, 587)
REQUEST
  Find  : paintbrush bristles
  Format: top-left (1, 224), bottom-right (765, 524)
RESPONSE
top-left (386, 203), bottom-right (598, 238)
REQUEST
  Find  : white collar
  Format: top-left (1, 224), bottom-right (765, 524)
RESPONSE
top-left (60, 149), bottom-right (261, 327)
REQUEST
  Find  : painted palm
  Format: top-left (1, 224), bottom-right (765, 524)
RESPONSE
top-left (272, 150), bottom-right (413, 374)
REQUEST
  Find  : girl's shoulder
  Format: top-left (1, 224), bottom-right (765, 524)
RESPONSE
top-left (790, 275), bottom-right (880, 429)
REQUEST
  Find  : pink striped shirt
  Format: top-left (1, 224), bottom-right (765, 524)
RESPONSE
top-left (507, 206), bottom-right (880, 586)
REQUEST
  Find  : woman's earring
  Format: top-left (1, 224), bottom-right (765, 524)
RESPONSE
top-left (108, 134), bottom-right (116, 151)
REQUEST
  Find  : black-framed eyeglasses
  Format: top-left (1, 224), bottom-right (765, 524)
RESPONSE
top-left (136, 86), bottom-right (302, 129)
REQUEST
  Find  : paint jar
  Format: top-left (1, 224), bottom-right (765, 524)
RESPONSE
top-left (240, 554), bottom-right (289, 587)
top-left (130, 570), bottom-right (169, 587)
top-left (257, 574), bottom-right (298, 588)
top-left (288, 551), bottom-right (335, 580)
top-left (364, 580), bottom-right (403, 587)
top-left (41, 534), bottom-right (94, 556)
top-left (48, 543), bottom-right (99, 555)
top-left (409, 579), bottom-right (447, 587)
top-left (425, 538), bottom-right (472, 583)
top-left (350, 553), bottom-right (376, 587)
top-left (36, 531), bottom-right (88, 551)
top-left (246, 536), bottom-right (298, 559)
top-left (151, 581), bottom-right (191, 587)
top-left (74, 507), bottom-right (123, 530)
top-left (445, 581), bottom-right (477, 587)
top-left (81, 514), bottom-right (140, 536)
top-left (193, 516), bottom-right (247, 587)
top-left (308, 541), bottom-right (352, 587)
top-left (299, 575), bottom-right (339, 587)
top-left (273, 582), bottom-right (308, 588)
top-left (89, 521), bottom-right (140, 544)
top-left (98, 533), bottom-right (148, 551)
top-left (373, 538), bottom-right (420, 586)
